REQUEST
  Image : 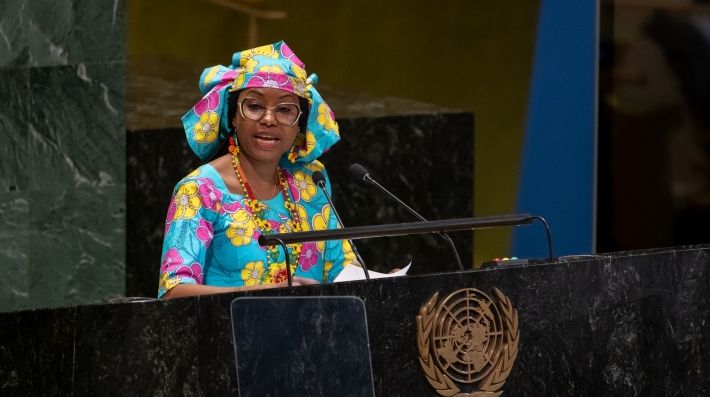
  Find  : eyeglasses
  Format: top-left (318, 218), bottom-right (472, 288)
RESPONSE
top-left (237, 97), bottom-right (302, 126)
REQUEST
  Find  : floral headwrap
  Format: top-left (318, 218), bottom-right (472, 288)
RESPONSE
top-left (181, 41), bottom-right (340, 163)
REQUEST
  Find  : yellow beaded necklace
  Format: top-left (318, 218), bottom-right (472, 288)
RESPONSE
top-left (229, 140), bottom-right (303, 283)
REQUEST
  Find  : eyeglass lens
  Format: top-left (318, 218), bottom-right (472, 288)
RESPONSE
top-left (241, 98), bottom-right (300, 125)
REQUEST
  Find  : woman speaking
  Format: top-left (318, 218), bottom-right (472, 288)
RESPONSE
top-left (158, 41), bottom-right (357, 299)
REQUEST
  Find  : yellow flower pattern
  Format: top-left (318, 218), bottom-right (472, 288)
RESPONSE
top-left (240, 261), bottom-right (266, 286)
top-left (305, 160), bottom-right (325, 174)
top-left (203, 66), bottom-right (220, 86)
top-left (295, 132), bottom-right (317, 158)
top-left (231, 60), bottom-right (259, 90)
top-left (174, 181), bottom-right (202, 220)
top-left (226, 209), bottom-right (256, 246)
top-left (289, 64), bottom-right (310, 97)
top-left (262, 262), bottom-right (296, 285)
top-left (296, 204), bottom-right (311, 231)
top-left (258, 65), bottom-right (284, 74)
top-left (293, 170), bottom-right (318, 202)
top-left (342, 240), bottom-right (360, 268)
top-left (159, 272), bottom-right (181, 293)
top-left (240, 44), bottom-right (278, 60)
top-left (291, 64), bottom-right (307, 81)
top-left (232, 70), bottom-right (246, 89)
top-left (243, 59), bottom-right (259, 72)
top-left (323, 261), bottom-right (333, 282)
top-left (278, 220), bottom-right (294, 234)
top-left (263, 263), bottom-right (282, 284)
top-left (317, 103), bottom-right (339, 136)
top-left (312, 204), bottom-right (331, 251)
top-left (245, 199), bottom-right (266, 214)
top-left (193, 111), bottom-right (219, 143)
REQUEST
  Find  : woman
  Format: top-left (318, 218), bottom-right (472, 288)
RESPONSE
top-left (158, 41), bottom-right (357, 299)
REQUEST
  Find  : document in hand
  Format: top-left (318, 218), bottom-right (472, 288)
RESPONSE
top-left (333, 263), bottom-right (411, 283)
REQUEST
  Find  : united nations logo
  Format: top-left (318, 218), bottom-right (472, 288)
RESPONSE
top-left (417, 288), bottom-right (519, 397)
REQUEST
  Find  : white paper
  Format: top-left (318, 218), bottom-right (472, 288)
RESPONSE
top-left (334, 263), bottom-right (411, 283)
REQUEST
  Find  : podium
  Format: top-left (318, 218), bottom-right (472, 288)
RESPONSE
top-left (1, 244), bottom-right (709, 396)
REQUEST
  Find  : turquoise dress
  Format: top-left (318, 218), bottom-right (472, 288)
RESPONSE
top-left (158, 160), bottom-right (354, 298)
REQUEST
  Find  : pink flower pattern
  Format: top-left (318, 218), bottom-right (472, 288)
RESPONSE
top-left (173, 262), bottom-right (204, 285)
top-left (196, 218), bottom-right (214, 248)
top-left (246, 71), bottom-right (294, 91)
top-left (194, 89), bottom-right (221, 117)
top-left (299, 242), bottom-right (320, 271)
top-left (181, 262), bottom-right (203, 284)
top-left (280, 43), bottom-right (304, 68)
top-left (187, 262), bottom-right (204, 284)
top-left (282, 169), bottom-right (300, 202)
top-left (221, 69), bottom-right (238, 83)
top-left (220, 201), bottom-right (243, 214)
top-left (165, 201), bottom-right (176, 236)
top-left (198, 178), bottom-right (223, 211)
top-left (161, 248), bottom-right (183, 272)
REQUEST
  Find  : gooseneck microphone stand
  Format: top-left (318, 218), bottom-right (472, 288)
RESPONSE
top-left (311, 171), bottom-right (371, 280)
top-left (350, 164), bottom-right (465, 271)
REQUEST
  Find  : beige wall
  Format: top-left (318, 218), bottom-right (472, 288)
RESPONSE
top-left (127, 0), bottom-right (541, 266)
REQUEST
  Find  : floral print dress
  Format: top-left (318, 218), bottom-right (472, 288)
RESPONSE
top-left (158, 160), bottom-right (356, 298)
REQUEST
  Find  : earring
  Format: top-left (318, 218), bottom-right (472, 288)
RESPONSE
top-left (287, 140), bottom-right (297, 163)
top-left (228, 135), bottom-right (239, 155)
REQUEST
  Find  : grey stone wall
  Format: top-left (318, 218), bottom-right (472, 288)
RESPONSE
top-left (0, 0), bottom-right (126, 312)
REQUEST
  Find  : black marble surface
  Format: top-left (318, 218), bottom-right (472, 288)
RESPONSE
top-left (320, 113), bottom-right (475, 273)
top-left (1, 245), bottom-right (708, 396)
top-left (72, 299), bottom-right (199, 396)
top-left (0, 306), bottom-right (75, 396)
top-left (231, 297), bottom-right (374, 397)
top-left (126, 127), bottom-right (198, 299)
top-left (126, 111), bottom-right (474, 298)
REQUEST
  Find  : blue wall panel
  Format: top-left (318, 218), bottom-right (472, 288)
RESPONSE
top-left (512, 0), bottom-right (598, 258)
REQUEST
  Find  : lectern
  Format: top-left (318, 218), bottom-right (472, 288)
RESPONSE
top-left (0, 237), bottom-right (708, 395)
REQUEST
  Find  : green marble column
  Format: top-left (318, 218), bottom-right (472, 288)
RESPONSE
top-left (0, 0), bottom-right (125, 312)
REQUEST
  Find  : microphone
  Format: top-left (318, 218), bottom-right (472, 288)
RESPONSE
top-left (312, 171), bottom-right (371, 280)
top-left (350, 163), bottom-right (465, 271)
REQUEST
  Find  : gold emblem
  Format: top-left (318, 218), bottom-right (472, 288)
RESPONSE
top-left (417, 288), bottom-right (519, 397)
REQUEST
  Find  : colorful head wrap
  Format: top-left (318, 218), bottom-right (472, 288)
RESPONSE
top-left (182, 41), bottom-right (340, 163)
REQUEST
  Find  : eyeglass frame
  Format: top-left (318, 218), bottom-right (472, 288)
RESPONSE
top-left (237, 97), bottom-right (303, 126)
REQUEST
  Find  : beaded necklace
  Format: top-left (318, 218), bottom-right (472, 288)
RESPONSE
top-left (230, 143), bottom-right (303, 283)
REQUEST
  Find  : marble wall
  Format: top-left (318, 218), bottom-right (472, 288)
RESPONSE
top-left (0, 0), bottom-right (126, 312)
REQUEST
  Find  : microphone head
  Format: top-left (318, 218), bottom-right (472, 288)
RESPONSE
top-left (312, 171), bottom-right (326, 187)
top-left (350, 163), bottom-right (370, 181)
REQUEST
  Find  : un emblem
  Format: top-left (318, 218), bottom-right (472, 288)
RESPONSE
top-left (417, 288), bottom-right (519, 397)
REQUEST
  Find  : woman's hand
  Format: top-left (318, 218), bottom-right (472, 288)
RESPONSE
top-left (279, 276), bottom-right (320, 287)
top-left (291, 276), bottom-right (321, 286)
top-left (162, 276), bottom-right (320, 298)
top-left (387, 268), bottom-right (402, 274)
